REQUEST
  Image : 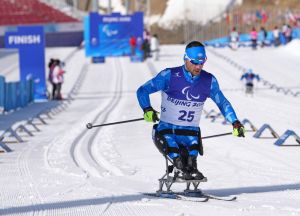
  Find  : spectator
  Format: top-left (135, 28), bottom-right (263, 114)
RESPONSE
top-left (281, 23), bottom-right (288, 44)
top-left (142, 38), bottom-right (150, 61)
top-left (143, 29), bottom-right (151, 42)
top-left (250, 27), bottom-right (258, 50)
top-left (273, 26), bottom-right (280, 47)
top-left (260, 26), bottom-right (268, 47)
top-left (261, 10), bottom-right (268, 24)
top-left (52, 59), bottom-right (65, 100)
top-left (229, 26), bottom-right (239, 50)
top-left (136, 36), bottom-right (143, 52)
top-left (285, 24), bottom-right (293, 43)
top-left (150, 34), bottom-right (160, 61)
top-left (129, 35), bottom-right (137, 56)
top-left (48, 58), bottom-right (56, 99)
top-left (281, 23), bottom-right (288, 35)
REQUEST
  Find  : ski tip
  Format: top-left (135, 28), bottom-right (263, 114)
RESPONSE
top-left (230, 196), bottom-right (238, 201)
top-left (209, 195), bottom-right (237, 201)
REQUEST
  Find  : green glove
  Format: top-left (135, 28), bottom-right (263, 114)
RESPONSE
top-left (143, 107), bottom-right (159, 123)
top-left (232, 120), bottom-right (245, 137)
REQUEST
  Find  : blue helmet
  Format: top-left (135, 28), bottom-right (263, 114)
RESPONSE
top-left (247, 69), bottom-right (253, 74)
top-left (184, 46), bottom-right (207, 65)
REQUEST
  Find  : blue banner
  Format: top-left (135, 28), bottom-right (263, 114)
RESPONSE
top-left (84, 12), bottom-right (144, 57)
top-left (5, 26), bottom-right (47, 101)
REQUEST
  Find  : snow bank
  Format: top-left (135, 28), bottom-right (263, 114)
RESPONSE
top-left (276, 39), bottom-right (300, 57)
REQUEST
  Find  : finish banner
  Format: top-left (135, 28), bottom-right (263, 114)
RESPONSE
top-left (5, 26), bottom-right (46, 101)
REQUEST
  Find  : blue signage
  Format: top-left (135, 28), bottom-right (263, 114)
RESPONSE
top-left (5, 26), bottom-right (47, 101)
top-left (84, 12), bottom-right (144, 57)
top-left (274, 130), bottom-right (300, 146)
top-left (92, 56), bottom-right (105, 63)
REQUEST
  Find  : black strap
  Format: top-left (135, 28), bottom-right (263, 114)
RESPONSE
top-left (158, 129), bottom-right (200, 137)
top-left (167, 147), bottom-right (180, 154)
top-left (189, 144), bottom-right (199, 151)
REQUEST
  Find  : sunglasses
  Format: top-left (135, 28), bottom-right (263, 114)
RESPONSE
top-left (184, 53), bottom-right (207, 65)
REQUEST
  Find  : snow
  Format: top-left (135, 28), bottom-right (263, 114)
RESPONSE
top-left (98, 0), bottom-right (126, 15)
top-left (158, 0), bottom-right (242, 29)
top-left (276, 39), bottom-right (300, 57)
top-left (1, 43), bottom-right (300, 215)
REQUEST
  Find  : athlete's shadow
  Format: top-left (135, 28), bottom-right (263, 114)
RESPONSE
top-left (1, 183), bottom-right (300, 214)
top-left (0, 194), bottom-right (145, 215)
top-left (203, 183), bottom-right (300, 197)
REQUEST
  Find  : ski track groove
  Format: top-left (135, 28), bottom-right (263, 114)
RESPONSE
top-left (17, 145), bottom-right (45, 216)
top-left (69, 58), bottom-right (174, 215)
top-left (87, 58), bottom-right (125, 176)
top-left (70, 58), bottom-right (124, 177)
top-left (45, 55), bottom-right (91, 173)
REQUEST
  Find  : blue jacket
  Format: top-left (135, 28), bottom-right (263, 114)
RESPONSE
top-left (137, 65), bottom-right (238, 130)
top-left (240, 72), bottom-right (260, 84)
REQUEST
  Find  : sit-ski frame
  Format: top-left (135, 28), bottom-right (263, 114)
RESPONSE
top-left (156, 155), bottom-right (207, 196)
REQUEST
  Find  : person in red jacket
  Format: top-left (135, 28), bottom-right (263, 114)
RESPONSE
top-left (129, 35), bottom-right (137, 56)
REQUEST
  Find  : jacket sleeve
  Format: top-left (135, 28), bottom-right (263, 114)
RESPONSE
top-left (136, 69), bottom-right (171, 110)
top-left (209, 75), bottom-right (238, 123)
top-left (255, 74), bottom-right (260, 81)
top-left (240, 74), bottom-right (245, 80)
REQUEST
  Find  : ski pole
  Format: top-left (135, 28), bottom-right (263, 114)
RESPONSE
top-left (86, 118), bottom-right (144, 129)
top-left (202, 132), bottom-right (232, 139)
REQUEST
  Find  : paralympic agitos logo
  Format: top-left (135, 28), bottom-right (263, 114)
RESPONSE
top-left (181, 86), bottom-right (200, 101)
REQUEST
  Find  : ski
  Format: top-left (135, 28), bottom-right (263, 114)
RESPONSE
top-left (176, 194), bottom-right (209, 202)
top-left (182, 190), bottom-right (237, 201)
top-left (180, 191), bottom-right (237, 202)
top-left (201, 194), bottom-right (237, 201)
top-left (143, 193), bottom-right (209, 202)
